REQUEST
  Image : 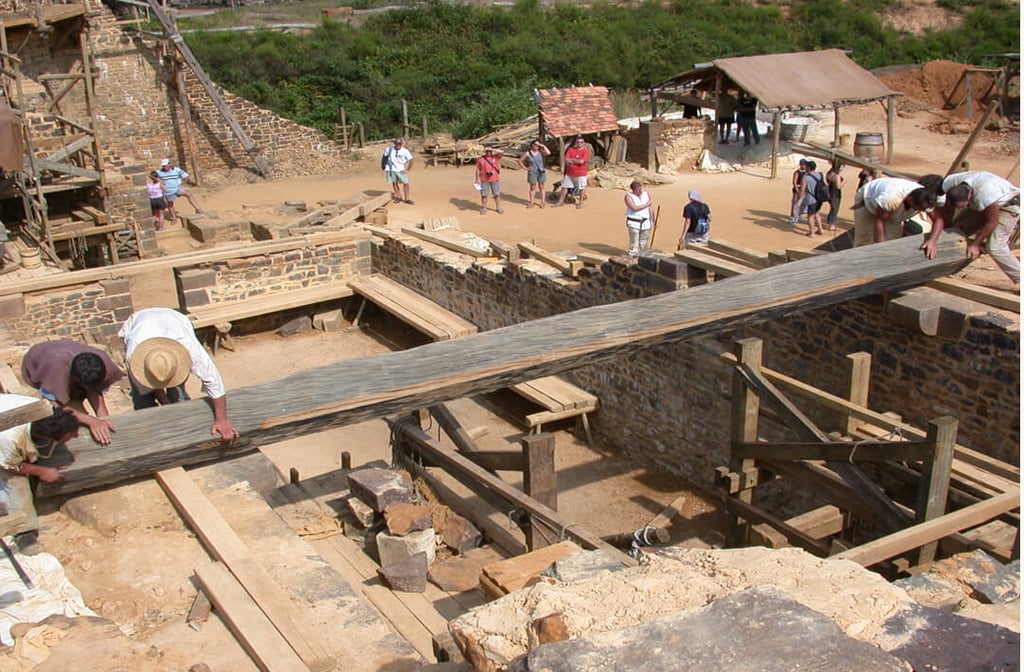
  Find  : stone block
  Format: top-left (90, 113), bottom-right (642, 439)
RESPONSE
top-left (880, 603), bottom-right (1019, 672)
top-left (276, 316), bottom-right (312, 337)
top-left (187, 219), bottom-right (217, 243)
top-left (99, 278), bottom-right (131, 295)
top-left (377, 551), bottom-right (428, 593)
top-left (656, 256), bottom-right (688, 281)
top-left (894, 573), bottom-right (964, 612)
top-left (440, 512), bottom-right (481, 555)
top-left (345, 495), bottom-right (377, 528)
top-left (383, 502), bottom-right (432, 536)
top-left (377, 528), bottom-right (435, 567)
top-left (181, 288), bottom-right (210, 309)
top-left (932, 549), bottom-right (1019, 605)
top-left (347, 467), bottom-right (412, 512)
top-left (313, 308), bottom-right (344, 332)
top-left (428, 547), bottom-right (502, 593)
top-left (508, 586), bottom-right (908, 672)
top-left (0, 294), bottom-right (26, 318)
top-left (176, 268), bottom-right (218, 291)
top-left (541, 549), bottom-right (626, 583)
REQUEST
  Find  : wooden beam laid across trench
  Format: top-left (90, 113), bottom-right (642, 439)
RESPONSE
top-left (37, 235), bottom-right (970, 498)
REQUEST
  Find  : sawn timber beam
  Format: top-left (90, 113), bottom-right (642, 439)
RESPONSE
top-left (37, 234), bottom-right (970, 497)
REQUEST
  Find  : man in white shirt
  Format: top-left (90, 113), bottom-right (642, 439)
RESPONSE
top-left (0, 395), bottom-right (79, 553)
top-left (119, 308), bottom-right (238, 439)
top-left (383, 138), bottom-right (415, 205)
top-left (852, 175), bottom-right (941, 246)
top-left (922, 171), bottom-right (1020, 284)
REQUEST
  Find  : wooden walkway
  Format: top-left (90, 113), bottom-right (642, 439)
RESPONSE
top-left (347, 274), bottom-right (478, 341)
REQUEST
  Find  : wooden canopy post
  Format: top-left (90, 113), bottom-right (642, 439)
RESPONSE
top-left (726, 338), bottom-right (762, 547)
top-left (886, 96), bottom-right (895, 164)
top-left (832, 102), bottom-right (841, 148)
top-left (916, 416), bottom-right (957, 566)
top-left (769, 110), bottom-right (781, 179)
top-left (522, 433), bottom-right (557, 551)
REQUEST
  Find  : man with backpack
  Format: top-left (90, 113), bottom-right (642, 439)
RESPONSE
top-left (382, 138), bottom-right (415, 205)
top-left (679, 189), bottom-right (711, 248)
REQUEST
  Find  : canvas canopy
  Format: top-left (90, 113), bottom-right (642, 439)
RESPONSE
top-left (654, 49), bottom-right (897, 111)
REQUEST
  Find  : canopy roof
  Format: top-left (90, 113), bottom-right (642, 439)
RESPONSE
top-left (654, 49), bottom-right (898, 110)
top-left (537, 86), bottom-right (620, 138)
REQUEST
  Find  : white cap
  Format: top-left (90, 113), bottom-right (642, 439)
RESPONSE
top-left (160, 158), bottom-right (170, 167)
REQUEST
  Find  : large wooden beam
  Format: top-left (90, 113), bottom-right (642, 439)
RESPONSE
top-left (37, 235), bottom-right (970, 497)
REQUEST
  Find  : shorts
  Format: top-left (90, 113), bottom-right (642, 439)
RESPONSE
top-left (562, 175), bottom-right (587, 191)
top-left (718, 115), bottom-right (735, 124)
top-left (479, 181), bottom-right (500, 197)
top-left (150, 196), bottom-right (168, 214)
top-left (386, 170), bottom-right (409, 184)
top-left (804, 200), bottom-right (823, 215)
top-left (165, 192), bottom-right (179, 202)
top-left (527, 170), bottom-right (546, 185)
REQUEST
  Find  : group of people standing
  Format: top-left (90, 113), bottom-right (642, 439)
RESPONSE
top-left (788, 158), bottom-right (845, 236)
top-left (2, 307), bottom-right (238, 554)
top-left (715, 89), bottom-right (760, 147)
top-left (145, 158), bottom-right (203, 231)
top-left (622, 183), bottom-right (711, 257)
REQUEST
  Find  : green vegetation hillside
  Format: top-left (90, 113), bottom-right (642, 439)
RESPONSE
top-left (184, 0), bottom-right (1019, 140)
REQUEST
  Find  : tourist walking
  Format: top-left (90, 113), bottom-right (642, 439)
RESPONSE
top-left (679, 190), bottom-right (711, 248)
top-left (624, 181), bottom-right (654, 257)
top-left (475, 146), bottom-right (504, 214)
top-left (922, 171), bottom-right (1020, 284)
top-left (157, 158), bottom-right (202, 223)
top-left (382, 137), bottom-right (415, 205)
top-left (825, 162), bottom-right (845, 230)
top-left (787, 158), bottom-right (808, 226)
top-left (519, 140), bottom-right (550, 209)
top-left (800, 160), bottom-right (827, 236)
top-left (555, 136), bottom-right (590, 209)
top-left (147, 171), bottom-right (168, 231)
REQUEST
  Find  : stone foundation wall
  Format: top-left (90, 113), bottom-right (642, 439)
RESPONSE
top-left (624, 119), bottom-right (710, 174)
top-left (371, 234), bottom-right (1021, 481)
top-left (0, 278), bottom-right (134, 352)
top-left (175, 236), bottom-right (372, 311)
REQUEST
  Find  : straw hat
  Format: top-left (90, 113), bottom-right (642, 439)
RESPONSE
top-left (129, 337), bottom-right (191, 390)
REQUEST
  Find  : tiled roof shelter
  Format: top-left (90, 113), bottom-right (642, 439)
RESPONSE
top-left (537, 86), bottom-right (620, 139)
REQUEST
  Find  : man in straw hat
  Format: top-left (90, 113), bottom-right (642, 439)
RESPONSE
top-left (119, 308), bottom-right (238, 439)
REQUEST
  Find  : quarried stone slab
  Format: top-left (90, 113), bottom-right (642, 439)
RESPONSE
top-left (347, 468), bottom-right (412, 512)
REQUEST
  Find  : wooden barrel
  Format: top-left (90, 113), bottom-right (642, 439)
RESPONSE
top-left (20, 247), bottom-right (40, 269)
top-left (853, 132), bottom-right (884, 162)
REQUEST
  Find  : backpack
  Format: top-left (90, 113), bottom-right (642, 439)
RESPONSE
top-left (691, 203), bottom-right (710, 236)
top-left (810, 172), bottom-right (830, 203)
top-left (381, 147), bottom-right (391, 171)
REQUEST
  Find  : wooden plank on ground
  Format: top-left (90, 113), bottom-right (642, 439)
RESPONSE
top-left (157, 468), bottom-right (336, 672)
top-left (706, 239), bottom-right (771, 269)
top-left (927, 277), bottom-right (1019, 313)
top-left (195, 562), bottom-right (310, 672)
top-left (347, 274), bottom-right (477, 341)
top-left (480, 540), bottom-right (580, 596)
top-left (517, 242), bottom-right (583, 278)
top-left (36, 235), bottom-right (973, 497)
top-left (400, 226), bottom-right (490, 258)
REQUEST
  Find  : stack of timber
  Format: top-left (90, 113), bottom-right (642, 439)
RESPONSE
top-left (285, 193), bottom-right (392, 236)
top-left (422, 116), bottom-right (537, 166)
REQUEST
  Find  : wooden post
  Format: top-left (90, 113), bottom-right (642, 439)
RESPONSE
top-left (770, 110), bottom-right (781, 179)
top-left (727, 338), bottom-right (762, 547)
top-left (965, 71), bottom-right (974, 122)
top-left (401, 99), bottom-right (409, 139)
top-left (945, 100), bottom-right (1000, 176)
top-left (522, 433), bottom-right (557, 551)
top-left (916, 416), bottom-right (956, 566)
top-left (886, 96), bottom-right (895, 164)
top-left (421, 116), bottom-right (427, 140)
top-left (832, 102), bottom-right (841, 148)
top-left (340, 451), bottom-right (351, 470)
top-left (842, 352), bottom-right (871, 436)
top-left (649, 88), bottom-right (657, 120)
top-left (289, 467), bottom-right (299, 484)
top-left (357, 122), bottom-right (365, 148)
top-left (339, 107), bottom-right (348, 149)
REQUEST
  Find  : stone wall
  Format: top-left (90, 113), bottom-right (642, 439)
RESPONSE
top-left (175, 235), bottom-right (372, 310)
top-left (370, 233), bottom-right (1020, 481)
top-left (624, 119), bottom-right (711, 174)
top-left (0, 278), bottom-right (134, 352)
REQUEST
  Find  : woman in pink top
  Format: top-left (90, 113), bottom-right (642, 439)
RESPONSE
top-left (146, 171), bottom-right (168, 231)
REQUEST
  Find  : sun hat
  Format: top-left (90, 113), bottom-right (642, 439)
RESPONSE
top-left (160, 158), bottom-right (170, 167)
top-left (129, 337), bottom-right (191, 390)
top-left (688, 189), bottom-right (703, 202)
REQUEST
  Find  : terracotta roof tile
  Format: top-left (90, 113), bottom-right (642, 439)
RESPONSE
top-left (537, 86), bottom-right (620, 138)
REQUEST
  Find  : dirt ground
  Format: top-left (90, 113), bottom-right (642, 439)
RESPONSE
top-left (10, 62), bottom-right (1021, 669)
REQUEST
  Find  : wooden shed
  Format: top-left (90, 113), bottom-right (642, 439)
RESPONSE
top-left (536, 86), bottom-right (622, 168)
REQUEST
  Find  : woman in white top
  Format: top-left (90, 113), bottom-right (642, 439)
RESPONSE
top-left (624, 181), bottom-right (654, 257)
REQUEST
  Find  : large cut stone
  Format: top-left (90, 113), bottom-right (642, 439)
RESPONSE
top-left (377, 528), bottom-right (436, 567)
top-left (348, 468), bottom-right (412, 512)
top-left (384, 503), bottom-right (433, 536)
top-left (378, 552), bottom-right (428, 593)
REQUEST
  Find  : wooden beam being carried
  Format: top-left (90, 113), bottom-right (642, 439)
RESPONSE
top-left (143, 0), bottom-right (270, 177)
top-left (36, 235), bottom-right (971, 498)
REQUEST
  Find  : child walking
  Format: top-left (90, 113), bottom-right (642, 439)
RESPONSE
top-left (147, 171), bottom-right (168, 231)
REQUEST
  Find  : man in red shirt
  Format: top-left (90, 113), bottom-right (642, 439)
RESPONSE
top-left (555, 136), bottom-right (591, 209)
top-left (475, 146), bottom-right (504, 214)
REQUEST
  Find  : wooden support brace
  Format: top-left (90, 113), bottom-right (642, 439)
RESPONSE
top-left (915, 417), bottom-right (957, 566)
top-left (523, 433), bottom-right (557, 551)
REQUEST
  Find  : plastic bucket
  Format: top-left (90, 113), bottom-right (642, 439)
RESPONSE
top-left (854, 132), bottom-right (884, 162)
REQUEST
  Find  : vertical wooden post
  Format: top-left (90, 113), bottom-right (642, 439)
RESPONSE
top-left (727, 338), bottom-right (762, 547)
top-left (770, 110), bottom-right (781, 179)
top-left (339, 107), bottom-right (348, 149)
top-left (289, 467), bottom-right (299, 484)
top-left (557, 136), bottom-right (565, 172)
top-left (649, 88), bottom-right (657, 120)
top-left (915, 416), bottom-right (957, 566)
top-left (401, 99), bottom-right (409, 138)
top-left (886, 96), bottom-right (895, 164)
top-left (421, 116), bottom-right (427, 140)
top-left (357, 122), bottom-right (365, 148)
top-left (522, 433), bottom-right (557, 551)
top-left (832, 102), bottom-right (841, 147)
top-left (965, 71), bottom-right (974, 122)
top-left (843, 352), bottom-right (871, 436)
top-left (340, 451), bottom-right (351, 470)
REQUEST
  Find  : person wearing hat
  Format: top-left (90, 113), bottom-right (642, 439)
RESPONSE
top-left (21, 340), bottom-right (123, 445)
top-left (0, 395), bottom-right (80, 555)
top-left (679, 189), bottom-right (711, 248)
top-left (119, 308), bottom-right (238, 440)
top-left (475, 146), bottom-right (504, 215)
top-left (156, 158), bottom-right (202, 224)
top-left (382, 138), bottom-right (415, 205)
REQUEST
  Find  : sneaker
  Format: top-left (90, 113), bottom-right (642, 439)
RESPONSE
top-left (404, 200), bottom-right (415, 205)
top-left (576, 202), bottom-right (583, 209)
top-left (496, 208), bottom-right (504, 214)
top-left (480, 207), bottom-right (487, 215)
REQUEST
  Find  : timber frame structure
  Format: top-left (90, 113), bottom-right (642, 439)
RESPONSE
top-left (0, 1), bottom-right (113, 266)
top-left (719, 336), bottom-right (1019, 571)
